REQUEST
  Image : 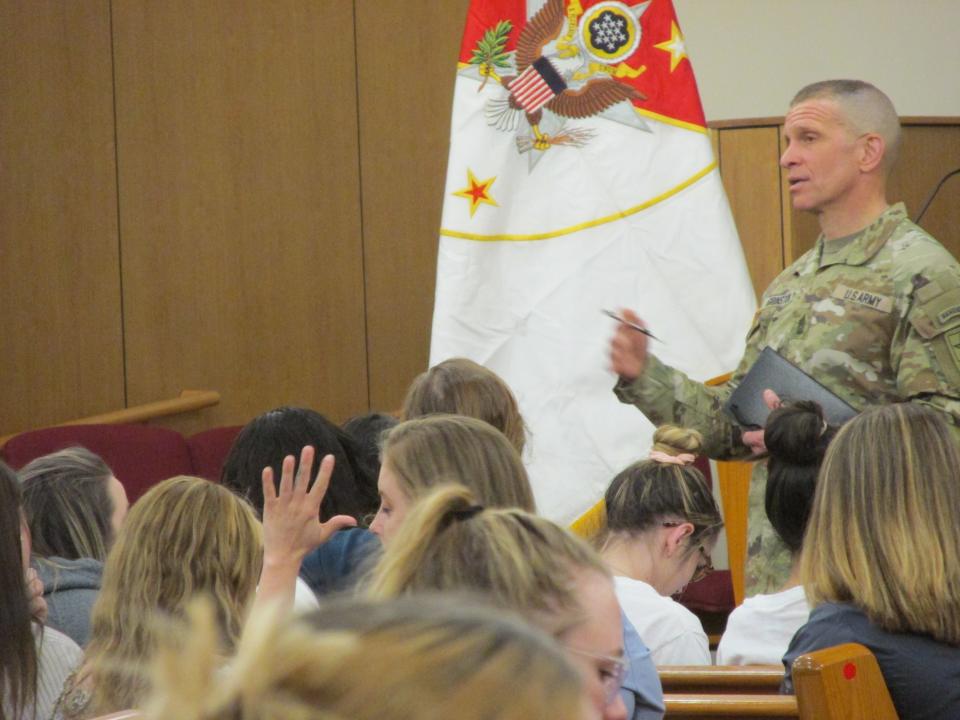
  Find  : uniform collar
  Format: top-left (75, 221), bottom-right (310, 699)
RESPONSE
top-left (813, 202), bottom-right (907, 271)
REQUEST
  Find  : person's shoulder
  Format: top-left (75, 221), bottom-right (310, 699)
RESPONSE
top-left (37, 556), bottom-right (104, 593)
top-left (798, 601), bottom-right (867, 638)
top-left (37, 625), bottom-right (83, 666)
top-left (884, 213), bottom-right (959, 275)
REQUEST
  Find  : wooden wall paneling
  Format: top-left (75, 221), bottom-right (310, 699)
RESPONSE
top-left (888, 125), bottom-right (960, 260)
top-left (355, 0), bottom-right (471, 412)
top-left (113, 1), bottom-right (367, 435)
top-left (0, 1), bottom-right (124, 437)
top-left (717, 127), bottom-right (785, 301)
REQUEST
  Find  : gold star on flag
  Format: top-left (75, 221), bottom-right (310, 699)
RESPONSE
top-left (654, 21), bottom-right (688, 72)
top-left (453, 169), bottom-right (498, 217)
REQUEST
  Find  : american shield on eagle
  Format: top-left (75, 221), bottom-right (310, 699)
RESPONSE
top-left (462, 0), bottom-right (653, 166)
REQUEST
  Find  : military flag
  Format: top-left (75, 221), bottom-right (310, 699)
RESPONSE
top-left (430, 0), bottom-right (756, 522)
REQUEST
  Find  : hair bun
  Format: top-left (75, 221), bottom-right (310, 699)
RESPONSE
top-left (765, 401), bottom-right (832, 466)
top-left (651, 425), bottom-right (703, 458)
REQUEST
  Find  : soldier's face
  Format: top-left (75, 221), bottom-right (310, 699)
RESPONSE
top-left (780, 98), bottom-right (864, 215)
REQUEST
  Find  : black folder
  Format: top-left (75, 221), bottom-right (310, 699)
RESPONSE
top-left (723, 346), bottom-right (858, 428)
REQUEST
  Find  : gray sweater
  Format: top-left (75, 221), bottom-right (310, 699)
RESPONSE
top-left (35, 557), bottom-right (103, 648)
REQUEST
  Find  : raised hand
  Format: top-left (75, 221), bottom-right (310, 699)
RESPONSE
top-left (261, 445), bottom-right (357, 566)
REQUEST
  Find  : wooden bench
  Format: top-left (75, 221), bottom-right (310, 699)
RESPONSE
top-left (659, 664), bottom-right (783, 695)
top-left (663, 643), bottom-right (898, 719)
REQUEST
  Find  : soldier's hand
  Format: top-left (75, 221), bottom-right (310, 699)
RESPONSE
top-left (609, 308), bottom-right (649, 381)
top-left (741, 389), bottom-right (782, 455)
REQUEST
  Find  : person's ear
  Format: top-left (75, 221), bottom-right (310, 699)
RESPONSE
top-left (859, 133), bottom-right (885, 173)
top-left (662, 521), bottom-right (695, 558)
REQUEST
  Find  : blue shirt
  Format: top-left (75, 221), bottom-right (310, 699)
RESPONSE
top-left (620, 610), bottom-right (665, 720)
top-left (299, 527), bottom-right (380, 595)
top-left (783, 602), bottom-right (960, 720)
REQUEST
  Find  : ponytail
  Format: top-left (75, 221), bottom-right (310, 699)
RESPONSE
top-left (367, 484), bottom-right (481, 600)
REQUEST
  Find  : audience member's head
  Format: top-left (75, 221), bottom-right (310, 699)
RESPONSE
top-left (764, 401), bottom-right (837, 555)
top-left (403, 358), bottom-right (527, 455)
top-left (143, 596), bottom-right (588, 720)
top-left (221, 406), bottom-right (378, 522)
top-left (802, 403), bottom-right (960, 644)
top-left (341, 411), bottom-right (398, 477)
top-left (600, 425), bottom-right (723, 596)
top-left (81, 476), bottom-right (263, 715)
top-left (368, 484), bottom-right (626, 720)
top-left (0, 460), bottom-right (37, 720)
top-left (19, 447), bottom-right (128, 562)
top-left (369, 414), bottom-right (535, 544)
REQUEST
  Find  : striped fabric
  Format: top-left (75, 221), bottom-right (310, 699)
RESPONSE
top-left (507, 56), bottom-right (566, 113)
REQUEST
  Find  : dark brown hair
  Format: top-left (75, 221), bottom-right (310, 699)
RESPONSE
top-left (764, 401), bottom-right (837, 554)
top-left (0, 460), bottom-right (37, 720)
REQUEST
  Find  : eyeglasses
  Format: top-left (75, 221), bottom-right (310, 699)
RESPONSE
top-left (567, 647), bottom-right (629, 705)
top-left (662, 522), bottom-right (715, 584)
top-left (692, 544), bottom-right (714, 584)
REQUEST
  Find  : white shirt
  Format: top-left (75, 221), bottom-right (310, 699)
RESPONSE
top-left (614, 575), bottom-right (711, 665)
top-left (715, 585), bottom-right (810, 665)
top-left (293, 576), bottom-right (320, 613)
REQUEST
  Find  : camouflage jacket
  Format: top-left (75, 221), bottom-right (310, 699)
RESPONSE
top-left (615, 202), bottom-right (960, 458)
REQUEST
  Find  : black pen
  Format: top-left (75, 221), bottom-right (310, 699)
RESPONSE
top-left (602, 309), bottom-right (662, 342)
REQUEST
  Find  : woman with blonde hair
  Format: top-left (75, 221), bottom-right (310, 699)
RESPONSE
top-left (58, 448), bottom-right (353, 719)
top-left (368, 413), bottom-right (534, 544)
top-left (402, 357), bottom-right (527, 455)
top-left (143, 596), bottom-right (590, 720)
top-left (783, 403), bottom-right (960, 719)
top-left (599, 425), bottom-right (723, 665)
top-left (368, 484), bottom-right (665, 720)
top-left (301, 414), bottom-right (535, 596)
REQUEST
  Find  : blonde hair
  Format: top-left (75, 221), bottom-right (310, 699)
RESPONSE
top-left (81, 476), bottom-right (263, 714)
top-left (143, 596), bottom-right (585, 720)
top-left (368, 484), bottom-right (607, 635)
top-left (382, 414), bottom-right (535, 512)
top-left (791, 79), bottom-right (901, 169)
top-left (403, 358), bottom-right (527, 455)
top-left (802, 404), bottom-right (960, 644)
top-left (602, 425), bottom-right (722, 544)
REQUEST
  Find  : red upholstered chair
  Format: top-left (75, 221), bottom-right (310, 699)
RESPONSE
top-left (186, 425), bottom-right (243, 481)
top-left (674, 454), bottom-right (735, 616)
top-left (1, 424), bottom-right (194, 503)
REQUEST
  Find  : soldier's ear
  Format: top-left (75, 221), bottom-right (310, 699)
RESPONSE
top-left (859, 133), bottom-right (885, 173)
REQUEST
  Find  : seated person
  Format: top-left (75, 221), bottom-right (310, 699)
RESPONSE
top-left (300, 413), bottom-right (535, 594)
top-left (341, 411), bottom-right (398, 477)
top-left (402, 357), bottom-right (527, 456)
top-left (367, 483), bottom-right (665, 720)
top-left (20, 447), bottom-right (128, 646)
top-left (598, 425), bottom-right (722, 665)
top-left (1, 460), bottom-right (82, 720)
top-left (144, 595), bottom-right (590, 720)
top-left (58, 453), bottom-right (351, 719)
top-left (717, 401), bottom-right (835, 665)
top-left (783, 404), bottom-right (960, 720)
top-left (221, 406), bottom-right (377, 606)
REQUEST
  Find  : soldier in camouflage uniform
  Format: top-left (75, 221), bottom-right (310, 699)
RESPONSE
top-left (609, 80), bottom-right (960, 595)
